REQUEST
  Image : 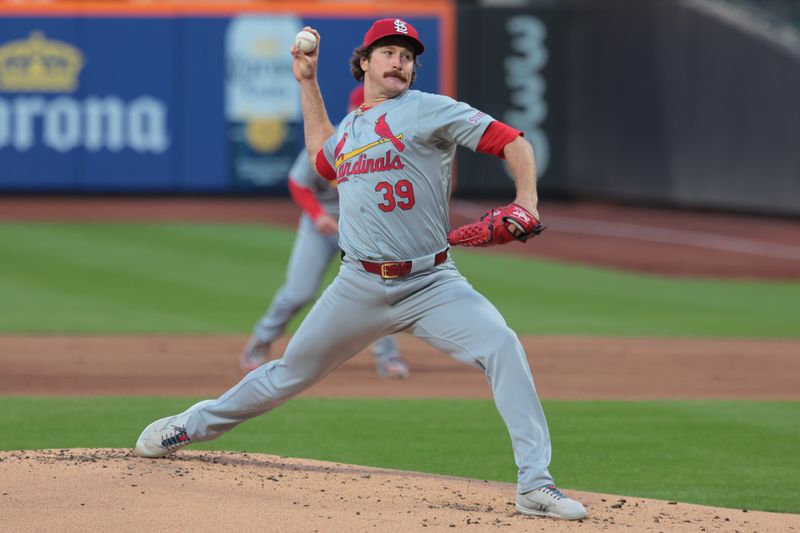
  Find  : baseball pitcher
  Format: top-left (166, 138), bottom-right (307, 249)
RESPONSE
top-left (135, 18), bottom-right (587, 521)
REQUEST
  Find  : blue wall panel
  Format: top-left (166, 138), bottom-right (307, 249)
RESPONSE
top-left (177, 18), bottom-right (228, 192)
top-left (78, 19), bottom-right (176, 190)
top-left (0, 12), bottom-right (447, 193)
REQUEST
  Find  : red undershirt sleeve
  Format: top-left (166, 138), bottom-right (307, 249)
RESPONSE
top-left (288, 178), bottom-right (325, 221)
top-left (314, 149), bottom-right (337, 182)
top-left (475, 121), bottom-right (523, 159)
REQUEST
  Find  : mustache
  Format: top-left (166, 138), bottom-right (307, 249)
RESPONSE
top-left (383, 70), bottom-right (408, 82)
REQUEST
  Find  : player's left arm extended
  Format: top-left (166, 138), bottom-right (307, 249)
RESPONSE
top-left (503, 136), bottom-right (540, 221)
top-left (448, 133), bottom-right (545, 247)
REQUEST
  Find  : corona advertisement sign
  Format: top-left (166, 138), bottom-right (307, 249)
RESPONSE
top-left (0, 2), bottom-right (453, 193)
top-left (0, 31), bottom-right (83, 92)
top-left (0, 30), bottom-right (170, 159)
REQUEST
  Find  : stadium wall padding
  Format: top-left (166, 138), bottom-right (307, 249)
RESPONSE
top-left (455, 0), bottom-right (800, 215)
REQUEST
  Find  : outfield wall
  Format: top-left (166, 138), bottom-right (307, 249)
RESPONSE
top-left (0, 1), bottom-right (454, 194)
top-left (1, 0), bottom-right (797, 216)
top-left (455, 0), bottom-right (800, 216)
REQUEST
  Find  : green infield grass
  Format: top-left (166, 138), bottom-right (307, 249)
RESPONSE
top-left (0, 397), bottom-right (797, 514)
top-left (1, 221), bottom-right (797, 337)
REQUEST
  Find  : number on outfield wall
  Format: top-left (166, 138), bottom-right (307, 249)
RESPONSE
top-left (504, 15), bottom-right (549, 179)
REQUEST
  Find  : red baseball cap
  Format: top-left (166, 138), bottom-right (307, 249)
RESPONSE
top-left (348, 85), bottom-right (365, 110)
top-left (362, 18), bottom-right (424, 55)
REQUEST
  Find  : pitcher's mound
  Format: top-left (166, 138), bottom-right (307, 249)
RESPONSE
top-left (0, 449), bottom-right (795, 532)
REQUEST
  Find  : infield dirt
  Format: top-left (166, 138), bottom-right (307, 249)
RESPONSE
top-left (2, 449), bottom-right (798, 532)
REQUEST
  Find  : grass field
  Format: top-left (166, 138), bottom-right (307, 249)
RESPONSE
top-left (1, 222), bottom-right (798, 336)
top-left (1, 221), bottom-right (798, 514)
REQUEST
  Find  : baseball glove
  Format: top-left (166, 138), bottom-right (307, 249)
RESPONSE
top-left (448, 203), bottom-right (545, 247)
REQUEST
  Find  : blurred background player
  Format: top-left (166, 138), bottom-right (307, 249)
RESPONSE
top-left (240, 85), bottom-right (410, 379)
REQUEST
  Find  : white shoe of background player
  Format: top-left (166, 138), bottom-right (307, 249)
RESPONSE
top-left (376, 354), bottom-right (411, 379)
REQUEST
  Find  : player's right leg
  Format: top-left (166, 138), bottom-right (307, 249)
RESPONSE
top-left (241, 216), bottom-right (339, 371)
top-left (136, 263), bottom-right (390, 458)
top-left (395, 268), bottom-right (587, 520)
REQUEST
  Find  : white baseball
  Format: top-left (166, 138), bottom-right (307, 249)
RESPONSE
top-left (295, 30), bottom-right (317, 54)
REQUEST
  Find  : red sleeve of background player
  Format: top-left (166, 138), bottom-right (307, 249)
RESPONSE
top-left (288, 178), bottom-right (325, 221)
top-left (476, 121), bottom-right (523, 159)
top-left (314, 149), bottom-right (337, 181)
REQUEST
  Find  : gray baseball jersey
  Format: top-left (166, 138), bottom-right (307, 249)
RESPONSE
top-left (323, 90), bottom-right (493, 260)
top-left (176, 88), bottom-right (556, 495)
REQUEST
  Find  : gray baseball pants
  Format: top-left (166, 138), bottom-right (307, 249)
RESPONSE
top-left (188, 257), bottom-right (554, 493)
top-left (253, 215), bottom-right (398, 359)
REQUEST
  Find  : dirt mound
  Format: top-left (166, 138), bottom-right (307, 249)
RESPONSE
top-left (1, 449), bottom-right (795, 532)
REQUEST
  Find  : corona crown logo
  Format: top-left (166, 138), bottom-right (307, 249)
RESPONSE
top-left (0, 31), bottom-right (84, 92)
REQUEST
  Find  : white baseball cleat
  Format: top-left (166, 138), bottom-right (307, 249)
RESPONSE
top-left (516, 484), bottom-right (588, 520)
top-left (134, 401), bottom-right (211, 458)
top-left (376, 354), bottom-right (410, 379)
top-left (240, 336), bottom-right (271, 373)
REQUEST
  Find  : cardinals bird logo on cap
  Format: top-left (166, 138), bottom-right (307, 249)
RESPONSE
top-left (362, 18), bottom-right (424, 54)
